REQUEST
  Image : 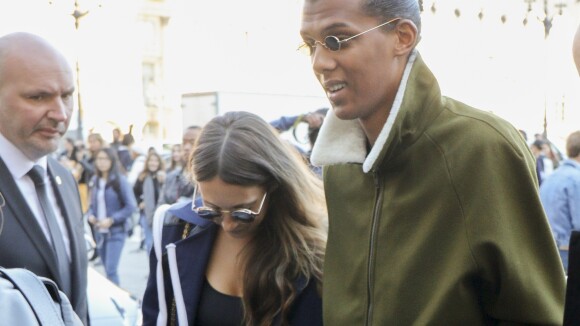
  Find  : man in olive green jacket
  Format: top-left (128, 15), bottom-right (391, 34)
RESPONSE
top-left (300, 0), bottom-right (566, 324)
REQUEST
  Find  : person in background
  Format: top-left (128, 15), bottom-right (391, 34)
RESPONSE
top-left (540, 130), bottom-right (580, 272)
top-left (87, 132), bottom-right (106, 170)
top-left (73, 142), bottom-right (92, 213)
top-left (531, 139), bottom-right (553, 185)
top-left (270, 108), bottom-right (329, 177)
top-left (85, 132), bottom-right (106, 244)
top-left (117, 132), bottom-right (135, 173)
top-left (270, 108), bottom-right (328, 134)
top-left (58, 137), bottom-right (76, 161)
top-left (157, 126), bottom-right (201, 205)
top-left (166, 143), bottom-right (183, 175)
top-left (58, 142), bottom-right (91, 213)
top-left (0, 32), bottom-right (88, 324)
top-left (110, 127), bottom-right (123, 151)
top-left (518, 129), bottom-right (528, 142)
top-left (299, 0), bottom-right (565, 323)
top-left (126, 144), bottom-right (147, 186)
top-left (133, 151), bottom-right (165, 254)
top-left (563, 23), bottom-right (580, 325)
top-left (142, 111), bottom-right (326, 325)
top-left (87, 147), bottom-right (137, 285)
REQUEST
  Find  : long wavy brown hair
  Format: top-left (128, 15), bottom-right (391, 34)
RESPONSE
top-left (191, 111), bottom-right (327, 326)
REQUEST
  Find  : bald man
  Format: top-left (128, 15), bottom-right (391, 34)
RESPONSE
top-left (574, 24), bottom-right (580, 75)
top-left (0, 33), bottom-right (88, 324)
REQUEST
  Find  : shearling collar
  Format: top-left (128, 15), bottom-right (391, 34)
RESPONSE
top-left (311, 50), bottom-right (440, 173)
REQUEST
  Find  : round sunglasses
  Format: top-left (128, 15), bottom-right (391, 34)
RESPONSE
top-left (191, 186), bottom-right (268, 224)
top-left (297, 17), bottom-right (401, 56)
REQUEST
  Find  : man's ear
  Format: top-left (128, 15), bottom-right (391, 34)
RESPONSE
top-left (573, 24), bottom-right (580, 76)
top-left (393, 19), bottom-right (418, 56)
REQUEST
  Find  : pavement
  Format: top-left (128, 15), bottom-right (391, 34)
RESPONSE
top-left (90, 225), bottom-right (151, 302)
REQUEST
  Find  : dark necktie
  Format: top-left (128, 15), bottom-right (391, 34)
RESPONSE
top-left (28, 165), bottom-right (72, 296)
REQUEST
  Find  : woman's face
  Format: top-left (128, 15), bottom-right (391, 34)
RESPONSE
top-left (147, 155), bottom-right (160, 172)
top-left (95, 151), bottom-right (112, 173)
top-left (197, 177), bottom-right (268, 239)
top-left (172, 145), bottom-right (182, 163)
top-left (88, 135), bottom-right (102, 152)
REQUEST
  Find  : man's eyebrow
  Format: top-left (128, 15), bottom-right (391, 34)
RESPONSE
top-left (322, 22), bottom-right (350, 34)
top-left (301, 22), bottom-right (350, 39)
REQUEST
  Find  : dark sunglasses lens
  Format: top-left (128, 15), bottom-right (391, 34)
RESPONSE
top-left (325, 36), bottom-right (340, 51)
top-left (231, 211), bottom-right (256, 223)
top-left (196, 209), bottom-right (221, 220)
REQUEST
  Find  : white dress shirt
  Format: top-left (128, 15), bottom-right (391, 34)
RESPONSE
top-left (0, 133), bottom-right (72, 259)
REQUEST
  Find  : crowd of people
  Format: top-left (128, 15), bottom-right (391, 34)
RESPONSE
top-left (1, 0), bottom-right (580, 325)
top-left (53, 125), bottom-right (205, 286)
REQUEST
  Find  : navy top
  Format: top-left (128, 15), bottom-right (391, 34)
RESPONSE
top-left (195, 278), bottom-right (243, 326)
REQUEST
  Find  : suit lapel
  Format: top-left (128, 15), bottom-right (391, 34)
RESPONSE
top-left (0, 156), bottom-right (60, 279)
top-left (47, 158), bottom-right (87, 303)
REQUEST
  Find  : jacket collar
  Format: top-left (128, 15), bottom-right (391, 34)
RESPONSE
top-left (0, 132), bottom-right (48, 179)
top-left (562, 159), bottom-right (580, 169)
top-left (310, 50), bottom-right (444, 173)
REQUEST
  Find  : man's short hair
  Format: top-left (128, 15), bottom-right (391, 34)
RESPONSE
top-left (566, 131), bottom-right (580, 159)
top-left (362, 0), bottom-right (422, 35)
top-left (532, 139), bottom-right (545, 150)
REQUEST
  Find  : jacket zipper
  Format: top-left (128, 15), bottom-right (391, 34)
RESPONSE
top-left (366, 171), bottom-right (383, 326)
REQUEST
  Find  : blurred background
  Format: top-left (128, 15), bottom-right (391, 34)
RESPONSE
top-left (0, 0), bottom-right (579, 150)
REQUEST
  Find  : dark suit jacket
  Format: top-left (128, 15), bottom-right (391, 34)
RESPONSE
top-left (0, 156), bottom-right (89, 324)
top-left (142, 201), bottom-right (323, 326)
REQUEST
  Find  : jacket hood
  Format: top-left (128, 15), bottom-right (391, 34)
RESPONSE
top-left (310, 50), bottom-right (444, 173)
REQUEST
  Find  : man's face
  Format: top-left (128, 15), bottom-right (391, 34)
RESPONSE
top-left (0, 46), bottom-right (74, 161)
top-left (300, 0), bottom-right (402, 122)
top-left (182, 128), bottom-right (201, 164)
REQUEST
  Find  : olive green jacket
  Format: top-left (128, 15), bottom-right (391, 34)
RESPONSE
top-left (310, 51), bottom-right (566, 325)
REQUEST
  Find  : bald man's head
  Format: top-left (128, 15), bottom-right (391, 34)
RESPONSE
top-left (574, 24), bottom-right (580, 76)
top-left (0, 33), bottom-right (71, 85)
top-left (0, 32), bottom-right (75, 160)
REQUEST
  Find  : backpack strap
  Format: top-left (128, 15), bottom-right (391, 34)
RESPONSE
top-left (0, 267), bottom-right (65, 326)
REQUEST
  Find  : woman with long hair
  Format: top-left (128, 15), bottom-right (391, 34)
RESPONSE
top-left (142, 111), bottom-right (326, 325)
top-left (87, 148), bottom-right (137, 285)
top-left (167, 143), bottom-right (183, 174)
top-left (133, 152), bottom-right (165, 254)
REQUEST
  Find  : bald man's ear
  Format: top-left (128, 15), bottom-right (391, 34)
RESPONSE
top-left (574, 24), bottom-right (580, 76)
top-left (393, 19), bottom-right (418, 57)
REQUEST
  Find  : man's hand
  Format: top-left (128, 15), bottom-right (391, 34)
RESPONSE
top-left (302, 112), bottom-right (325, 129)
top-left (98, 217), bottom-right (114, 229)
top-left (157, 170), bottom-right (166, 183)
top-left (88, 215), bottom-right (98, 225)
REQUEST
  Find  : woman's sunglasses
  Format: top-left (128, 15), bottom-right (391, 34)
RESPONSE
top-left (191, 186), bottom-right (267, 223)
